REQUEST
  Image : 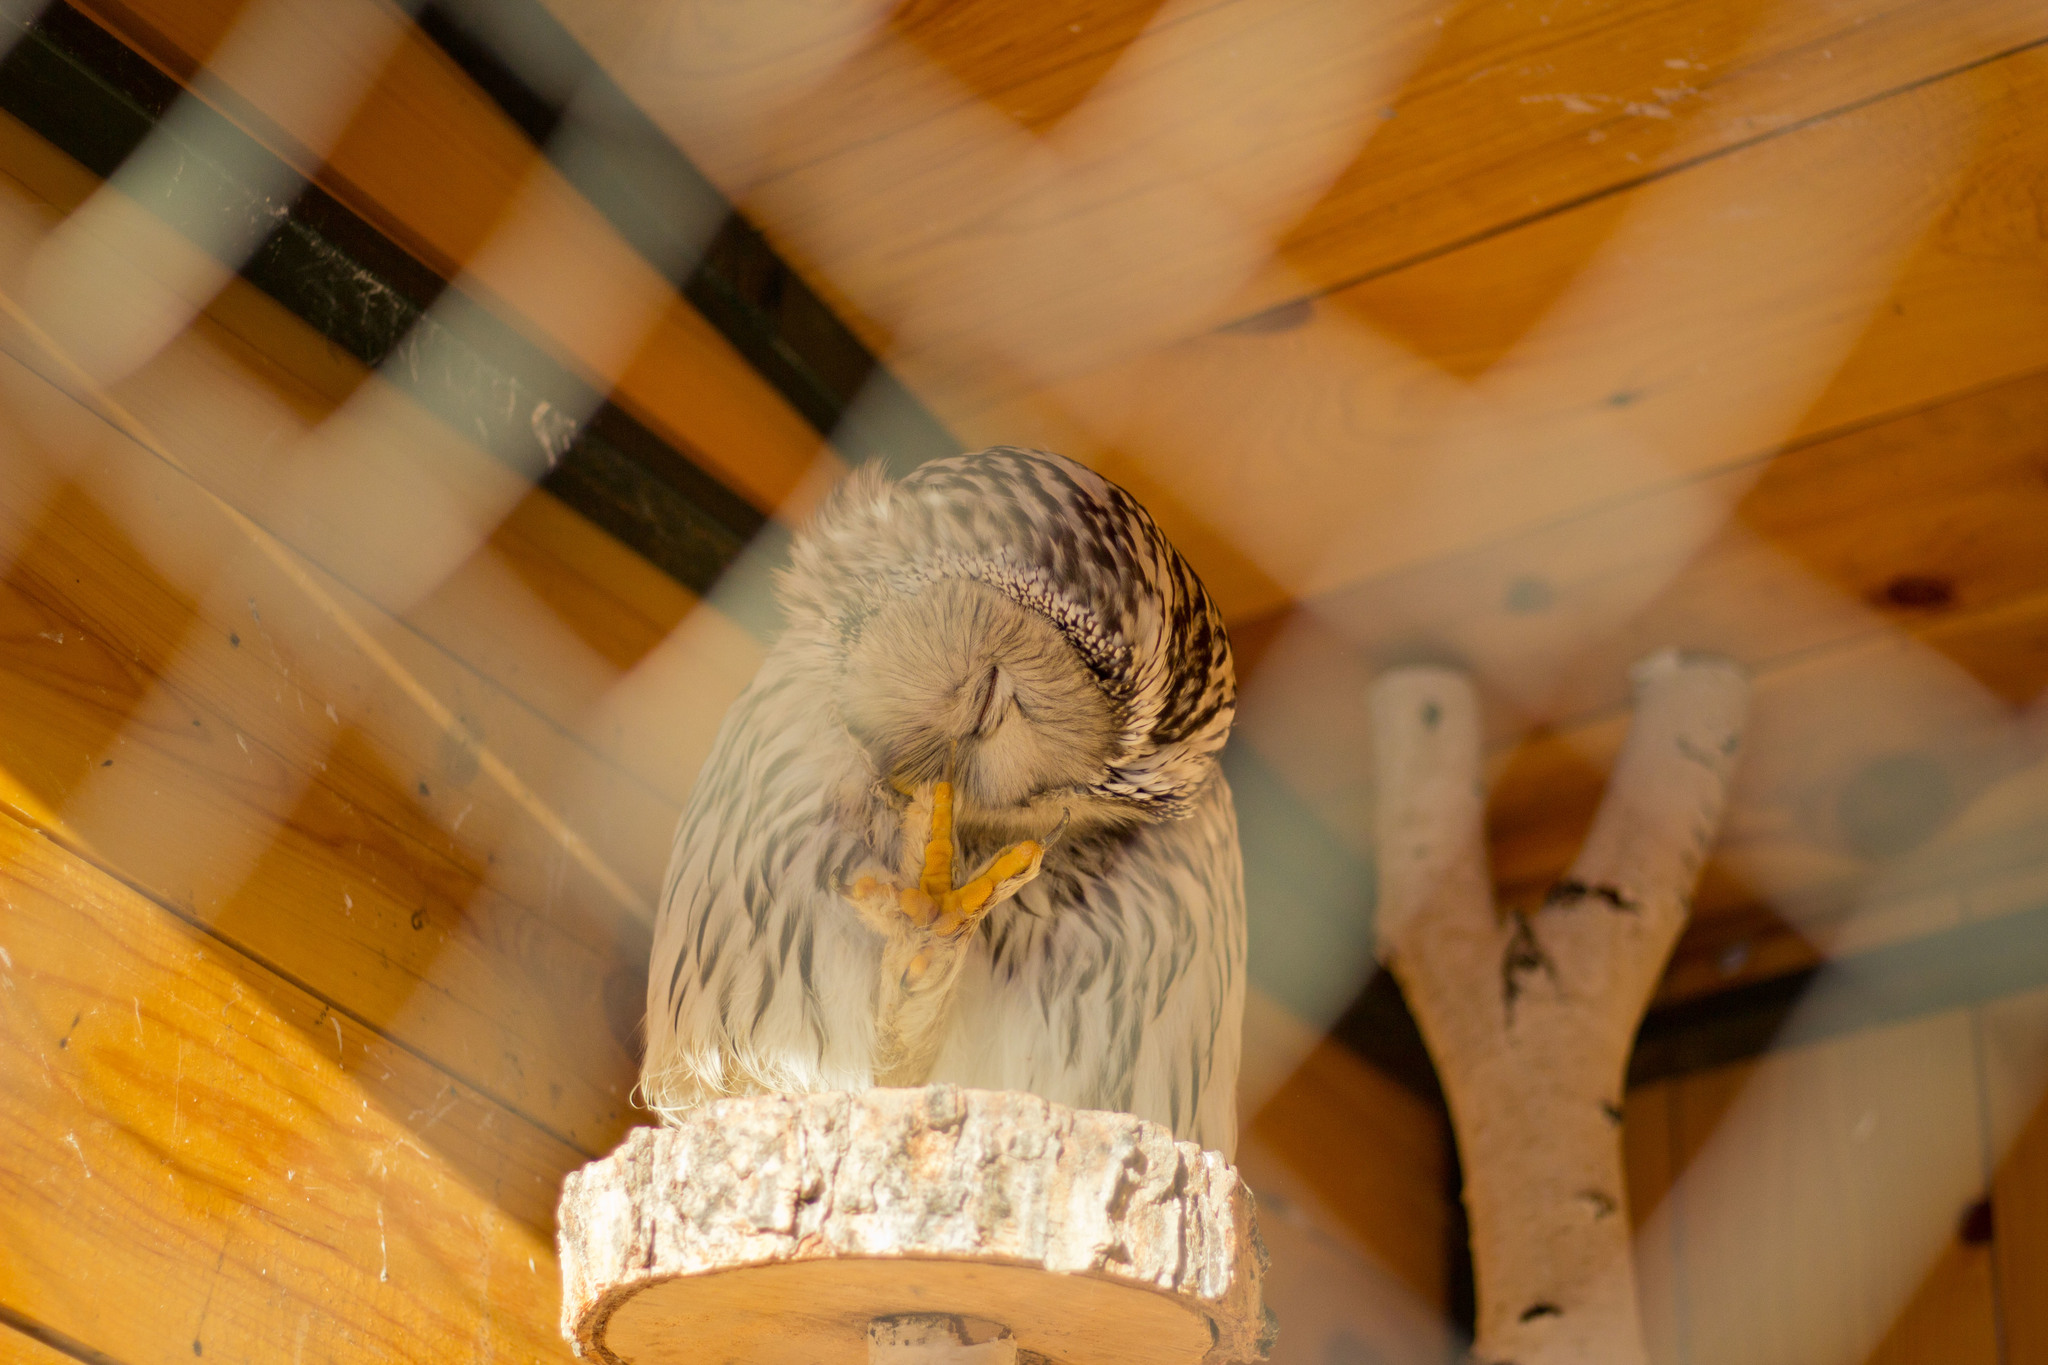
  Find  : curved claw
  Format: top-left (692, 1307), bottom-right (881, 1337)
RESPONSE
top-left (1042, 807), bottom-right (1072, 849)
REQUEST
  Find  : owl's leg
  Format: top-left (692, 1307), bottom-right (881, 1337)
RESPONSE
top-left (845, 782), bottom-right (1046, 954)
top-left (843, 782), bottom-right (1047, 1087)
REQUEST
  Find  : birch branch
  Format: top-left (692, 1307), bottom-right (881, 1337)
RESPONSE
top-left (1370, 651), bottom-right (1748, 1365)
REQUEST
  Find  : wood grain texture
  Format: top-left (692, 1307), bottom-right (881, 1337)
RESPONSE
top-left (1623, 1011), bottom-right (1998, 1365)
top-left (1238, 361), bottom-right (2048, 756)
top-left (1226, 363), bottom-right (2048, 1008)
top-left (1237, 1033), bottom-right (1449, 1312)
top-left (0, 1321), bottom-right (83, 1365)
top-left (69, 0), bottom-right (830, 518)
top-left (0, 105), bottom-right (760, 816)
top-left (0, 806), bottom-right (584, 1364)
top-left (965, 37), bottom-right (2048, 620)
top-left (1620, 1083), bottom-right (1681, 1365)
top-left (1241, 1202), bottom-right (1451, 1365)
top-left (539, 0), bottom-right (2048, 412)
top-left (0, 269), bottom-right (674, 1150)
top-left (557, 1089), bottom-right (1268, 1365)
top-left (1982, 986), bottom-right (2048, 1364)
top-left (1489, 606), bottom-right (2048, 1003)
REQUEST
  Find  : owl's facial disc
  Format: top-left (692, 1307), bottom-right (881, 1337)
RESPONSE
top-left (840, 580), bottom-right (1117, 829)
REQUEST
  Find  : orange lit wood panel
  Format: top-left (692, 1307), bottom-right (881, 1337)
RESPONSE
top-left (0, 808), bottom-right (581, 1363)
top-left (538, 0), bottom-right (2048, 416)
top-left (965, 43), bottom-right (2048, 619)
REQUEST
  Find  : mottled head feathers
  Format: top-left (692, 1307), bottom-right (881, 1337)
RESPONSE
top-left (778, 448), bottom-right (1236, 819)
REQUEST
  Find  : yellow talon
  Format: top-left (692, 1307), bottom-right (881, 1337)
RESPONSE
top-left (935, 840), bottom-right (1042, 936)
top-left (919, 781), bottom-right (956, 899)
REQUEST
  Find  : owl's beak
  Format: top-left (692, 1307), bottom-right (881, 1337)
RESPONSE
top-left (965, 662), bottom-right (1005, 739)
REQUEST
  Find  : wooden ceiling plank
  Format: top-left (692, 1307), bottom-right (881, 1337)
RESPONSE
top-left (1236, 361), bottom-right (2048, 757)
top-left (1981, 987), bottom-right (2048, 1365)
top-left (1619, 1081), bottom-right (1684, 1363)
top-left (0, 806), bottom-right (581, 1364)
top-left (0, 1320), bottom-right (85, 1365)
top-left (1225, 363), bottom-right (2048, 991)
top-left (68, 0), bottom-right (829, 517)
top-left (534, 0), bottom-right (2047, 415)
top-left (1644, 1014), bottom-right (1998, 1365)
top-left (0, 117), bottom-right (744, 812)
top-left (1237, 1031), bottom-right (1450, 1310)
top-left (1487, 597), bottom-right (2048, 1003)
top-left (962, 42), bottom-right (2048, 619)
top-left (0, 303), bottom-right (672, 1149)
top-left (118, 266), bottom-right (760, 814)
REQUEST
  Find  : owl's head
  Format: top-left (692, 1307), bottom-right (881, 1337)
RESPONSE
top-left (778, 448), bottom-right (1236, 837)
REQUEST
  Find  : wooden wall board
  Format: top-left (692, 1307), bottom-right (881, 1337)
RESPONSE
top-left (67, 0), bottom-right (830, 519)
top-left (1223, 358), bottom-right (2048, 919)
top-left (539, 0), bottom-right (2048, 417)
top-left (1621, 1009), bottom-right (1998, 1365)
top-left (1235, 360), bottom-right (2048, 761)
top-left (1621, 1083), bottom-right (1682, 1365)
top-left (1228, 463), bottom-right (2048, 1014)
top-left (0, 807), bottom-right (583, 1364)
top-left (1246, 1197), bottom-right (1454, 1365)
top-left (0, 1321), bottom-right (85, 1365)
top-left (94, 266), bottom-right (759, 812)
top-left (1237, 1031), bottom-right (1451, 1311)
top-left (1487, 611), bottom-right (2048, 1002)
top-left (0, 328), bottom-right (671, 1151)
top-left (958, 40), bottom-right (2048, 622)
top-left (0, 102), bottom-right (757, 817)
top-left (1982, 985), bottom-right (2048, 1364)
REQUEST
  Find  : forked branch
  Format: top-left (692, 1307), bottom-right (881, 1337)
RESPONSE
top-left (1371, 651), bottom-right (1748, 1365)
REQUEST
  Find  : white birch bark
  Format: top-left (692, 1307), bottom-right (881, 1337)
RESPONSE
top-left (557, 1086), bottom-right (1270, 1365)
top-left (1371, 651), bottom-right (1748, 1365)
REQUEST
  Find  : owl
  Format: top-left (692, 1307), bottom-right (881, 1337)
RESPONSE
top-left (641, 447), bottom-right (1245, 1155)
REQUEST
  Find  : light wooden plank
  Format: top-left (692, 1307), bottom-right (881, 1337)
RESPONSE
top-left (1864, 1239), bottom-right (2001, 1365)
top-left (1222, 365), bottom-right (2048, 998)
top-left (1225, 360), bottom-right (2048, 998)
top-left (1230, 580), bottom-right (2048, 1009)
top-left (103, 269), bottom-right (758, 812)
top-left (0, 105), bottom-right (759, 814)
top-left (1647, 1011), bottom-right (1995, 1365)
top-left (963, 43), bottom-right (2048, 620)
top-left (1247, 1199), bottom-right (1453, 1365)
top-left (1622, 1081), bottom-right (1682, 1365)
top-left (0, 317), bottom-right (670, 1151)
top-left (1234, 998), bottom-right (1454, 1365)
top-left (0, 806), bottom-right (582, 1364)
top-left (0, 1320), bottom-right (84, 1365)
top-left (1483, 597), bottom-right (2048, 1000)
top-left (69, 0), bottom-right (828, 517)
top-left (1238, 1032), bottom-right (1451, 1311)
top-left (541, 0), bottom-right (2047, 410)
top-left (1981, 985), bottom-right (2048, 1364)
top-left (1239, 362), bottom-right (2048, 758)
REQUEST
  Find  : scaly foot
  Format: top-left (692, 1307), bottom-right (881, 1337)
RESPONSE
top-left (844, 781), bottom-right (1045, 984)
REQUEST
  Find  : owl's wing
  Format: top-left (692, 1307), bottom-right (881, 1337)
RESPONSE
top-left (930, 774), bottom-right (1247, 1155)
top-left (641, 662), bottom-right (884, 1118)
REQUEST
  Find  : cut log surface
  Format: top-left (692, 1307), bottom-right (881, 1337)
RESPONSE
top-left (557, 1087), bottom-right (1271, 1365)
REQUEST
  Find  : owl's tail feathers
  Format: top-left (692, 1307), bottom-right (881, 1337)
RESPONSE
top-left (634, 1054), bottom-right (716, 1128)
top-left (637, 1039), bottom-right (853, 1127)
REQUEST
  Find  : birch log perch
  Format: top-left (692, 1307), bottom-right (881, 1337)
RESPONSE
top-left (557, 1086), bottom-right (1270, 1365)
top-left (1370, 650), bottom-right (1748, 1365)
